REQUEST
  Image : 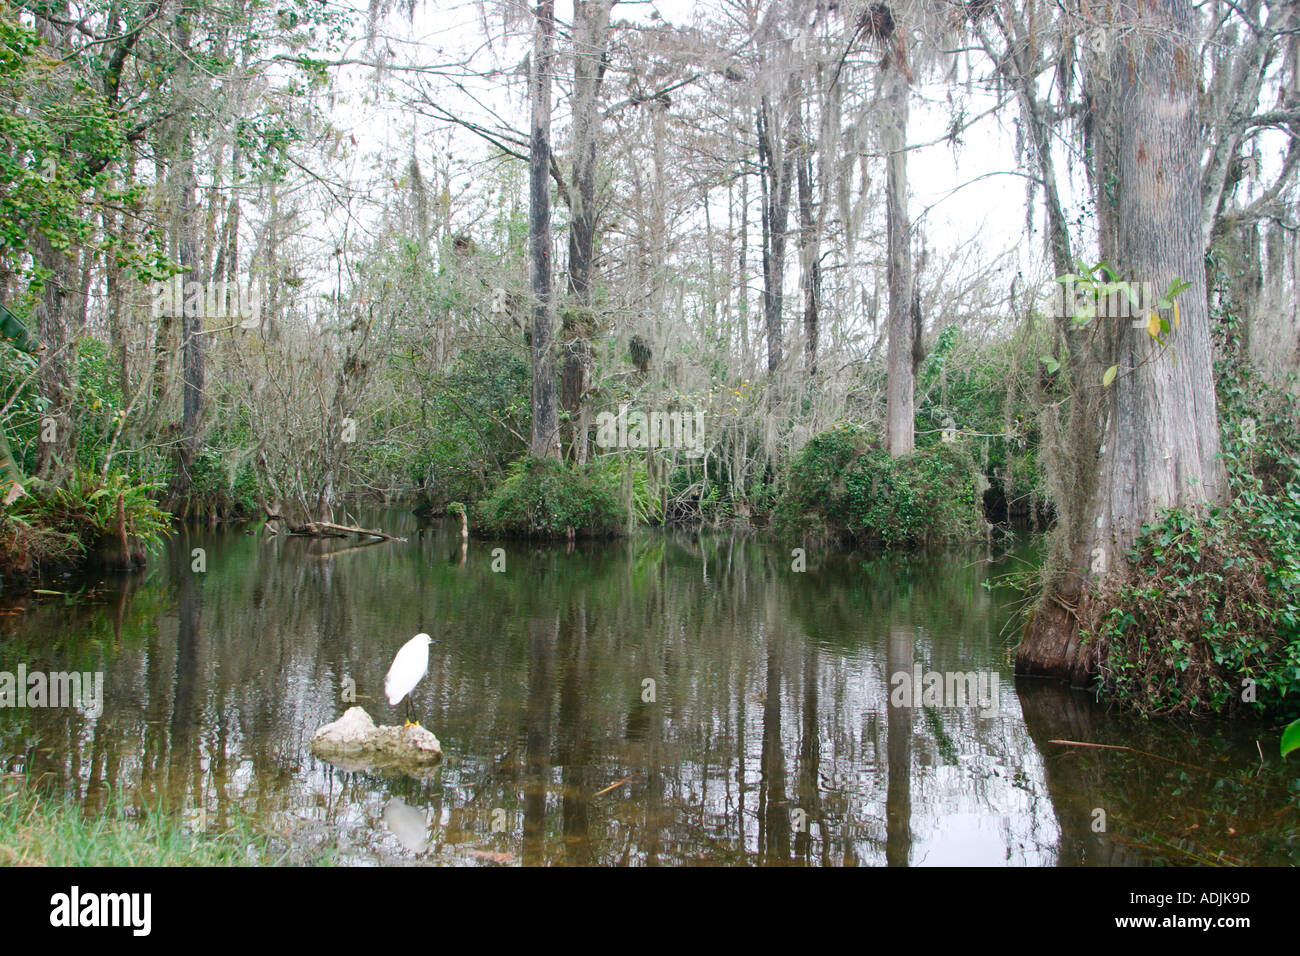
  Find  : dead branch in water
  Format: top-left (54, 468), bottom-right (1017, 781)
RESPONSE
top-left (262, 506), bottom-right (406, 542)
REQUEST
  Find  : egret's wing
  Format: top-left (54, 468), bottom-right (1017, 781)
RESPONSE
top-left (384, 639), bottom-right (429, 705)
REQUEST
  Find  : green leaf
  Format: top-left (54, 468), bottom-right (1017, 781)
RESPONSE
top-left (0, 304), bottom-right (41, 353)
top-left (1283, 719), bottom-right (1300, 759)
top-left (1102, 365), bottom-right (1118, 387)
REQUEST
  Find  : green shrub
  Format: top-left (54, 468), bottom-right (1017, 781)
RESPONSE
top-left (590, 455), bottom-right (661, 525)
top-left (915, 323), bottom-right (1048, 520)
top-left (182, 444), bottom-right (260, 519)
top-left (1091, 505), bottom-right (1300, 719)
top-left (475, 456), bottom-right (626, 538)
top-left (775, 424), bottom-right (985, 546)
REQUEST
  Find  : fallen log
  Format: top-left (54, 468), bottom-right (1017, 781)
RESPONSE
top-left (262, 506), bottom-right (406, 542)
top-left (312, 520), bottom-right (405, 542)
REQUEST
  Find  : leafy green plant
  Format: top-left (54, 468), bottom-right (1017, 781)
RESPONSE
top-left (398, 344), bottom-right (531, 512)
top-left (591, 456), bottom-right (661, 526)
top-left (475, 457), bottom-right (626, 538)
top-left (774, 423), bottom-right (985, 546)
top-left (1089, 504), bottom-right (1299, 717)
top-left (915, 322), bottom-right (1047, 522)
top-left (9, 469), bottom-right (170, 568)
top-left (1283, 719), bottom-right (1300, 759)
top-left (1053, 261), bottom-right (1191, 385)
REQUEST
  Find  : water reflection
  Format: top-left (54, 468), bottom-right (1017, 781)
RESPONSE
top-left (0, 515), bottom-right (1295, 865)
top-left (383, 798), bottom-right (429, 855)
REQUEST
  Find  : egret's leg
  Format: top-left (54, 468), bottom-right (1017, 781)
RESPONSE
top-left (404, 697), bottom-right (414, 727)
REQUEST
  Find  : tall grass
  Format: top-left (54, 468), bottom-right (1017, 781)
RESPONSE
top-left (0, 779), bottom-right (295, 866)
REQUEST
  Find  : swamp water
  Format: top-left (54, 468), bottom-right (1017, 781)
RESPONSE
top-left (0, 513), bottom-right (1295, 866)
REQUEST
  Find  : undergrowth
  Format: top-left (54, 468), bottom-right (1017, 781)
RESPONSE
top-left (774, 423), bottom-right (986, 546)
top-left (2, 469), bottom-right (170, 581)
top-left (475, 457), bottom-right (626, 538)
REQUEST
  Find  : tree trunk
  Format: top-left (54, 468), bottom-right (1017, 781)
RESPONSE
top-left (883, 54), bottom-right (913, 457)
top-left (528, 0), bottom-right (561, 460)
top-left (738, 162), bottom-right (751, 370)
top-left (33, 232), bottom-right (76, 485)
top-left (31, 4), bottom-right (76, 486)
top-left (1017, 0), bottom-right (1227, 684)
top-left (758, 95), bottom-right (794, 376)
top-left (561, 0), bottom-right (612, 464)
top-left (172, 6), bottom-right (205, 501)
top-left (177, 157), bottom-right (204, 493)
top-left (104, 184), bottom-right (132, 402)
top-left (796, 147), bottom-right (820, 376)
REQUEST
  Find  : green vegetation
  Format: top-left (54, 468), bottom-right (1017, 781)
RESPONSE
top-left (914, 323), bottom-right (1048, 523)
top-left (0, 15), bottom-right (161, 288)
top-left (0, 780), bottom-right (286, 866)
top-left (1091, 504), bottom-right (1300, 718)
top-left (0, 329), bottom-right (177, 586)
top-left (396, 344), bottom-right (531, 515)
top-left (475, 457), bottom-right (626, 538)
top-left (1, 470), bottom-right (169, 583)
top-left (774, 424), bottom-right (986, 546)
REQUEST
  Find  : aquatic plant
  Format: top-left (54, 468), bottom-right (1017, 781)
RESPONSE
top-left (0, 779), bottom-right (288, 866)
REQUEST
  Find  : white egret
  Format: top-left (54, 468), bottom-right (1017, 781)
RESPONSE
top-left (385, 633), bottom-right (435, 726)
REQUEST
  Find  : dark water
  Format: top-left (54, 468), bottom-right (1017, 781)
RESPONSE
top-left (1, 513), bottom-right (1296, 866)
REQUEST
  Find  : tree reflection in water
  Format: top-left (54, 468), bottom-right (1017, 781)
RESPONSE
top-left (0, 515), bottom-right (1294, 865)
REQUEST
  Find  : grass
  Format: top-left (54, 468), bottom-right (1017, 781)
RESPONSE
top-left (0, 778), bottom-right (305, 866)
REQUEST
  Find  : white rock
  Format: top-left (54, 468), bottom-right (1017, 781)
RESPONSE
top-left (312, 706), bottom-right (378, 750)
top-left (311, 706), bottom-right (442, 772)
